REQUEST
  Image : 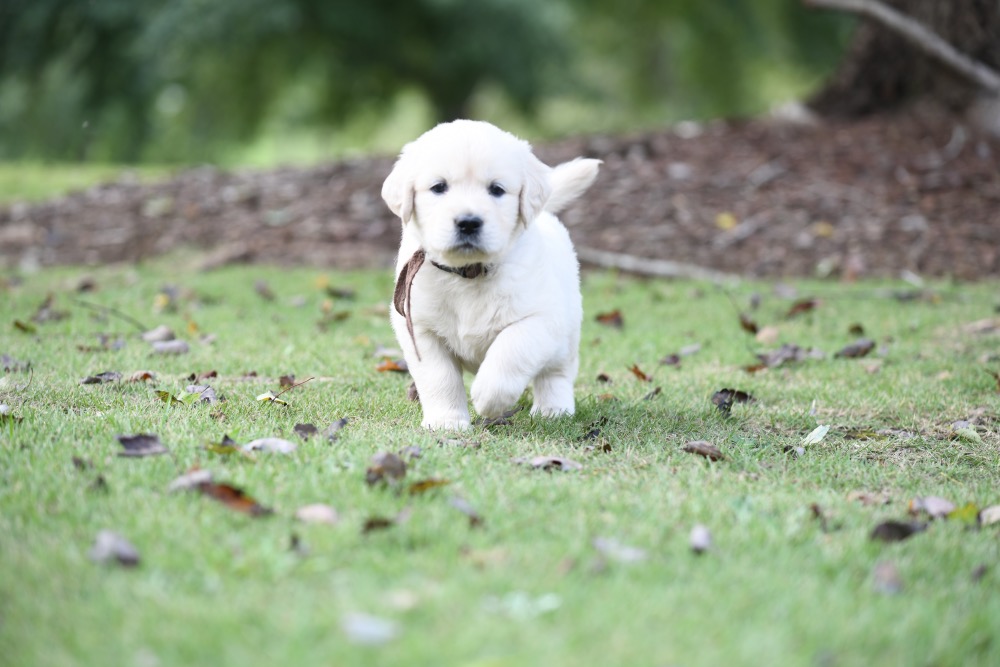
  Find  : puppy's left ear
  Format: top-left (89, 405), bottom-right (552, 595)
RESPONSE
top-left (382, 159), bottom-right (415, 223)
top-left (518, 154), bottom-right (552, 226)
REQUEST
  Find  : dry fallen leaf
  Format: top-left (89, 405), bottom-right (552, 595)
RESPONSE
top-left (628, 363), bottom-right (652, 382)
top-left (376, 359), bottom-right (409, 373)
top-left (324, 417), bottom-right (349, 442)
top-left (167, 468), bottom-right (213, 492)
top-left (595, 310), bottom-right (624, 328)
top-left (295, 503), bottom-right (339, 525)
top-left (682, 441), bottom-right (725, 461)
top-left (80, 371), bottom-right (122, 385)
top-left (593, 537), bottom-right (648, 564)
top-left (116, 433), bottom-right (169, 457)
top-left (141, 325), bottom-right (175, 343)
top-left (870, 520), bottom-right (926, 543)
top-left (689, 524), bottom-right (712, 554)
top-left (786, 298), bottom-right (821, 318)
top-left (449, 496), bottom-right (484, 528)
top-left (739, 312), bottom-right (759, 334)
top-left (407, 478), bottom-right (451, 495)
top-left (834, 338), bottom-right (875, 359)
top-left (979, 505), bottom-right (1000, 526)
top-left (127, 370), bottom-right (157, 383)
top-left (293, 423), bottom-right (319, 440)
top-left (198, 481), bottom-right (272, 516)
top-left (711, 388), bottom-right (755, 415)
top-left (524, 455), bottom-right (583, 472)
top-left (908, 495), bottom-right (956, 520)
top-left (88, 530), bottom-right (140, 567)
top-left (243, 437), bottom-right (297, 454)
top-left (755, 325), bottom-right (781, 345)
top-left (366, 452), bottom-right (407, 485)
top-left (151, 340), bottom-right (190, 355)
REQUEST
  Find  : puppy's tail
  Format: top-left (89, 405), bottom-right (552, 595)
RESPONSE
top-left (544, 158), bottom-right (602, 214)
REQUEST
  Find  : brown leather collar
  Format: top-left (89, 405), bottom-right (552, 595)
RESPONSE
top-left (430, 260), bottom-right (488, 279)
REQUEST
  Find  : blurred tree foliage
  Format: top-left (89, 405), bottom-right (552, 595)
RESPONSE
top-left (0, 0), bottom-right (851, 163)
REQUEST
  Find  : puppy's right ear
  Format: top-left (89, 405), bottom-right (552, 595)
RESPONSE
top-left (381, 159), bottom-right (415, 223)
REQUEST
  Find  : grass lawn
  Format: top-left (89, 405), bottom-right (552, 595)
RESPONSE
top-left (1, 258), bottom-right (998, 666)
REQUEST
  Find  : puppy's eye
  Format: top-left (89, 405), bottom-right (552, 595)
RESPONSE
top-left (430, 181), bottom-right (448, 195)
top-left (487, 182), bottom-right (506, 198)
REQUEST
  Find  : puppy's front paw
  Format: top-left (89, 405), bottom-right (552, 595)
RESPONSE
top-left (421, 416), bottom-right (471, 431)
top-left (471, 374), bottom-right (525, 419)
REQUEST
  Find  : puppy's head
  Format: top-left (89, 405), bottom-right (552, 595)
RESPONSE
top-left (382, 120), bottom-right (551, 265)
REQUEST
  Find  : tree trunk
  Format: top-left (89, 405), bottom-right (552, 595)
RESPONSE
top-left (808, 0), bottom-right (1000, 116)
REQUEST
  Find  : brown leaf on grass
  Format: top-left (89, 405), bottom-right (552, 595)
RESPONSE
top-left (659, 353), bottom-right (681, 367)
top-left (254, 280), bottom-right (275, 301)
top-left (682, 441), bottom-right (725, 461)
top-left (450, 496), bottom-right (484, 528)
top-left (985, 369), bottom-right (1000, 392)
top-left (521, 455), bottom-right (583, 472)
top-left (1, 353), bottom-right (31, 372)
top-left (76, 334), bottom-right (125, 353)
top-left (324, 417), bottom-right (349, 442)
top-left (362, 507), bottom-right (413, 534)
top-left (786, 298), bottom-right (820, 318)
top-left (711, 388), bottom-right (755, 415)
top-left (408, 478), bottom-right (451, 495)
top-left (80, 371), bottom-right (122, 385)
top-left (756, 343), bottom-right (825, 368)
top-left (31, 294), bottom-right (69, 323)
top-left (186, 369), bottom-right (217, 382)
top-left (13, 319), bottom-right (37, 334)
top-left (127, 370), bottom-right (157, 383)
top-left (848, 323), bottom-right (866, 336)
top-left (908, 495), bottom-right (956, 519)
top-left (294, 423), bottom-right (319, 440)
top-left (376, 359), bottom-right (409, 373)
top-left (739, 312), bottom-right (759, 334)
top-left (366, 452), bottom-right (407, 486)
top-left (185, 384), bottom-right (220, 404)
top-left (88, 530), bottom-right (140, 567)
top-left (116, 433), bottom-right (169, 457)
top-left (870, 520), bottom-right (927, 543)
top-left (198, 481), bottom-right (272, 516)
top-left (596, 373), bottom-right (612, 383)
top-left (628, 363), bottom-right (652, 382)
top-left (643, 386), bottom-right (662, 400)
top-left (834, 338), bottom-right (875, 359)
top-left (279, 374), bottom-right (296, 389)
top-left (595, 309), bottom-right (624, 328)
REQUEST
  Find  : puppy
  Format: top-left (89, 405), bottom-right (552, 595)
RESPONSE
top-left (381, 120), bottom-right (600, 430)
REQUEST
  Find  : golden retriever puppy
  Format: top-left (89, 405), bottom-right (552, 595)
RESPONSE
top-left (382, 120), bottom-right (600, 429)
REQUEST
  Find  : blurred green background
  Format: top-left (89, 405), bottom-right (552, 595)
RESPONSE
top-left (0, 0), bottom-right (853, 167)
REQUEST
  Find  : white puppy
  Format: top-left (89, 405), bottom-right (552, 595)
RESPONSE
top-left (382, 120), bottom-right (600, 430)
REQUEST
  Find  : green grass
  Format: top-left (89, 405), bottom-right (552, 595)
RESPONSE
top-left (1, 259), bottom-right (999, 667)
top-left (0, 163), bottom-right (172, 204)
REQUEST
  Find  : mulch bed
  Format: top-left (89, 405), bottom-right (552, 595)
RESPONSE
top-left (2, 105), bottom-right (998, 279)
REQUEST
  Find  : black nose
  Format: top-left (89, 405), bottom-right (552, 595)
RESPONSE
top-left (455, 214), bottom-right (483, 236)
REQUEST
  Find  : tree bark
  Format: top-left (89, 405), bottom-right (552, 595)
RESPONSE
top-left (807, 0), bottom-right (1000, 116)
